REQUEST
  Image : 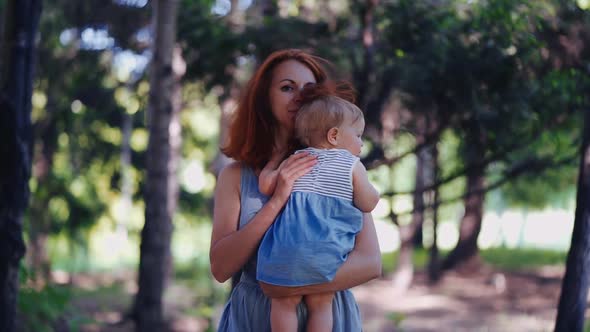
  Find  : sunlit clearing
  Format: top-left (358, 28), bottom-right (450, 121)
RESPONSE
top-left (181, 160), bottom-right (207, 193)
top-left (81, 27), bottom-right (115, 51)
top-left (392, 195), bottom-right (413, 214)
top-left (172, 221), bottom-right (212, 264)
top-left (59, 28), bottom-right (77, 46)
top-left (113, 50), bottom-right (150, 83)
top-left (89, 219), bottom-right (139, 269)
top-left (71, 99), bottom-right (83, 114)
top-left (70, 178), bottom-right (87, 198)
top-left (374, 218), bottom-right (399, 253)
top-left (188, 108), bottom-right (219, 140)
top-left (113, 0), bottom-right (148, 8)
top-left (212, 0), bottom-right (252, 16)
top-left (437, 222), bottom-right (459, 250)
top-left (212, 0), bottom-right (230, 15)
top-left (135, 27), bottom-right (151, 44)
top-left (479, 209), bottom-right (574, 251)
top-left (49, 197), bottom-right (70, 221)
top-left (32, 91), bottom-right (47, 122)
top-left (130, 129), bottom-right (148, 151)
top-left (373, 198), bottom-right (390, 219)
top-left (98, 125), bottom-right (122, 145)
top-left (32, 91), bottom-right (47, 109)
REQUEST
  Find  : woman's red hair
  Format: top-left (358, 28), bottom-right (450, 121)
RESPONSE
top-left (222, 49), bottom-right (335, 170)
top-left (297, 80), bottom-right (357, 106)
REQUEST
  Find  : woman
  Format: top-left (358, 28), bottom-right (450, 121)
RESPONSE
top-left (210, 49), bottom-right (382, 331)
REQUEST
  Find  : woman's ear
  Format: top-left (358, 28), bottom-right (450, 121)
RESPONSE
top-left (327, 127), bottom-right (339, 146)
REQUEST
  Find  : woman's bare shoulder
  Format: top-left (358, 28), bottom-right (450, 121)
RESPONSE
top-left (217, 162), bottom-right (242, 187)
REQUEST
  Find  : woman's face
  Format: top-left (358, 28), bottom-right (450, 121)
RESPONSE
top-left (269, 60), bottom-right (317, 136)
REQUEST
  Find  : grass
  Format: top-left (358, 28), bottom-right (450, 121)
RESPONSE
top-left (480, 247), bottom-right (567, 270)
top-left (381, 246), bottom-right (567, 274)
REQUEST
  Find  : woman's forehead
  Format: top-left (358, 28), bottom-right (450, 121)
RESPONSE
top-left (272, 60), bottom-right (317, 84)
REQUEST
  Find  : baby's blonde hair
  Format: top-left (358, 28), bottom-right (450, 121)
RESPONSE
top-left (295, 95), bottom-right (363, 147)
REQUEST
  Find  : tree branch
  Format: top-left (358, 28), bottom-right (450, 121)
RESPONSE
top-left (389, 152), bottom-right (578, 217)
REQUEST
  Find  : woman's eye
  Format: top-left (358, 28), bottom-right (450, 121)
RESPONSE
top-left (280, 85), bottom-right (294, 92)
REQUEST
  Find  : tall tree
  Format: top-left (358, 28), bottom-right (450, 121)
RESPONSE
top-left (554, 109), bottom-right (590, 332)
top-left (0, 0), bottom-right (42, 331)
top-left (133, 0), bottom-right (182, 330)
top-left (441, 124), bottom-right (486, 271)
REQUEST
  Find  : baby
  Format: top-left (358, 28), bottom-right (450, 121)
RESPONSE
top-left (257, 84), bottom-right (380, 332)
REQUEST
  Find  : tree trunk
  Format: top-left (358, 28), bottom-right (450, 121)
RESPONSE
top-left (442, 156), bottom-right (486, 272)
top-left (391, 151), bottom-right (424, 291)
top-left (0, 0), bottom-right (42, 331)
top-left (392, 113), bottom-right (438, 290)
top-left (355, 0), bottom-right (378, 111)
top-left (411, 146), bottom-right (427, 249)
top-left (210, 87), bottom-right (238, 178)
top-left (117, 102), bottom-right (133, 242)
top-left (554, 110), bottom-right (590, 332)
top-left (27, 94), bottom-right (58, 284)
top-left (428, 144), bottom-right (441, 283)
top-left (133, 1), bottom-right (182, 330)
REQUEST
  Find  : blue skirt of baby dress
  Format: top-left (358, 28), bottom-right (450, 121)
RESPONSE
top-left (257, 191), bottom-right (363, 286)
top-left (257, 147), bottom-right (364, 286)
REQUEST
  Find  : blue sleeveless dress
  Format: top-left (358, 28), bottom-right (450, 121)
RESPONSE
top-left (257, 148), bottom-right (363, 286)
top-left (217, 165), bottom-right (363, 332)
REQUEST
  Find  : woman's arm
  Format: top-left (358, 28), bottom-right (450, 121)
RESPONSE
top-left (260, 212), bottom-right (382, 297)
top-left (210, 163), bottom-right (282, 282)
top-left (210, 154), bottom-right (317, 283)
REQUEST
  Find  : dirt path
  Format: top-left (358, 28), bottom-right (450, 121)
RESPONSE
top-left (353, 267), bottom-right (564, 332)
top-left (69, 266), bottom-right (569, 332)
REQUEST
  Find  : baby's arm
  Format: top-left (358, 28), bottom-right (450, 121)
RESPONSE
top-left (352, 161), bottom-right (380, 212)
top-left (259, 155), bottom-right (283, 196)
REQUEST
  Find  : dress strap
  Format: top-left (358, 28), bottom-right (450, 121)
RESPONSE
top-left (238, 166), bottom-right (269, 229)
top-left (239, 166), bottom-right (253, 228)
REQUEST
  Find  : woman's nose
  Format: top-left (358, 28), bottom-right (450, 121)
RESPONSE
top-left (292, 89), bottom-right (302, 104)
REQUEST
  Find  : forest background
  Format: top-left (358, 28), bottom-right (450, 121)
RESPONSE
top-left (1, 0), bottom-right (590, 331)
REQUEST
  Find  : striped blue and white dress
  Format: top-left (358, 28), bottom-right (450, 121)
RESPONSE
top-left (257, 147), bottom-right (364, 286)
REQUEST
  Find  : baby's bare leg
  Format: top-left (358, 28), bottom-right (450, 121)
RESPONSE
top-left (271, 295), bottom-right (303, 332)
top-left (304, 292), bottom-right (334, 332)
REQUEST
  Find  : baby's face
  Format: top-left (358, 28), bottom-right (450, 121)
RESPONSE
top-left (336, 116), bottom-right (365, 157)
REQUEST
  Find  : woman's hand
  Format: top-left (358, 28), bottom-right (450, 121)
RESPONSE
top-left (269, 152), bottom-right (317, 206)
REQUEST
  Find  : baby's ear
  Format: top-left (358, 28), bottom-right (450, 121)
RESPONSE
top-left (327, 127), bottom-right (339, 146)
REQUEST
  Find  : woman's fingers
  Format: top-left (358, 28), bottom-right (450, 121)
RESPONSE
top-left (287, 157), bottom-right (317, 180)
top-left (271, 153), bottom-right (317, 205)
top-left (280, 153), bottom-right (316, 182)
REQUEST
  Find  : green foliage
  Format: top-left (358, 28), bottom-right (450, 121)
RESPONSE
top-left (382, 247), bottom-right (566, 274)
top-left (480, 247), bottom-right (567, 270)
top-left (17, 265), bottom-right (87, 332)
top-left (26, 0), bottom-right (589, 299)
top-left (381, 250), bottom-right (430, 275)
top-left (386, 311), bottom-right (407, 330)
top-left (174, 261), bottom-right (229, 322)
top-left (18, 286), bottom-right (70, 332)
top-left (178, 0), bottom-right (245, 87)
